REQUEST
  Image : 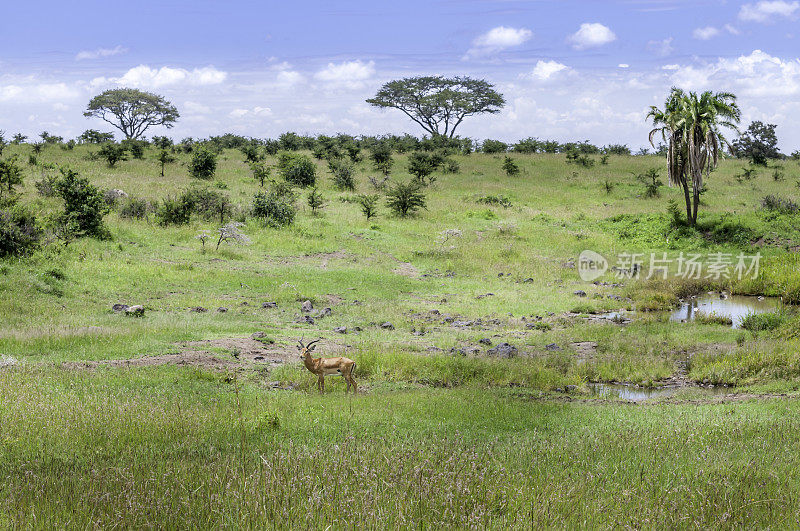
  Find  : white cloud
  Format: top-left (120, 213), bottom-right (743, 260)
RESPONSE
top-left (529, 60), bottom-right (569, 80)
top-left (647, 37), bottom-right (674, 56)
top-left (693, 26), bottom-right (720, 40)
top-left (662, 64), bottom-right (680, 70)
top-left (75, 45), bottom-right (128, 61)
top-left (276, 70), bottom-right (304, 85)
top-left (0, 82), bottom-right (81, 103)
top-left (314, 60), bottom-right (375, 88)
top-left (95, 65), bottom-right (228, 89)
top-left (184, 101), bottom-right (211, 114)
top-left (229, 106), bottom-right (272, 119)
top-left (618, 64), bottom-right (630, 68)
top-left (724, 24), bottom-right (742, 35)
top-left (569, 23), bottom-right (616, 50)
top-left (464, 26), bottom-right (533, 59)
top-left (739, 1), bottom-right (799, 22)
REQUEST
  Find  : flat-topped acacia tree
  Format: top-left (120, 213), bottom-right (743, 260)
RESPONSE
top-left (84, 88), bottom-right (180, 140)
top-left (367, 76), bottom-right (505, 139)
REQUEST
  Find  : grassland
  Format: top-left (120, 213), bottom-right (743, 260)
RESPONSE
top-left (2, 143), bottom-right (800, 526)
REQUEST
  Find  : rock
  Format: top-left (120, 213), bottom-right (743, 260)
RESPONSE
top-left (545, 343), bottom-right (562, 351)
top-left (190, 306), bottom-right (208, 313)
top-left (476, 293), bottom-right (494, 299)
top-left (301, 300), bottom-right (313, 313)
top-left (333, 326), bottom-right (348, 334)
top-left (380, 322), bottom-right (395, 330)
top-left (574, 290), bottom-right (587, 297)
top-left (353, 326), bottom-right (363, 332)
top-left (112, 303), bottom-right (129, 312)
top-left (297, 315), bottom-right (315, 325)
top-left (522, 278), bottom-right (535, 283)
top-left (429, 309), bottom-right (441, 315)
top-left (487, 343), bottom-right (517, 358)
top-left (479, 338), bottom-right (492, 346)
top-left (124, 305), bottom-right (145, 317)
top-left (216, 307), bottom-right (228, 313)
top-left (565, 385), bottom-right (578, 393)
top-left (262, 302), bottom-right (278, 309)
top-left (317, 307), bottom-right (332, 318)
top-left (254, 356), bottom-right (265, 361)
top-left (452, 320), bottom-right (474, 328)
top-left (251, 332), bottom-right (268, 339)
top-left (104, 189), bottom-right (128, 202)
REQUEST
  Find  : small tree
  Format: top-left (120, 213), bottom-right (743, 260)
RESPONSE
top-left (157, 149), bottom-right (176, 177)
top-left (481, 139), bottom-right (508, 154)
top-left (732, 121), bottom-right (780, 165)
top-left (189, 147), bottom-right (217, 180)
top-left (98, 143), bottom-right (128, 168)
top-left (307, 187), bottom-right (326, 215)
top-left (407, 152), bottom-right (439, 185)
top-left (54, 167), bottom-right (110, 238)
top-left (240, 142), bottom-right (263, 164)
top-left (370, 143), bottom-right (394, 175)
top-left (502, 156), bottom-right (520, 176)
top-left (386, 181), bottom-right (426, 217)
top-left (357, 194), bottom-right (379, 220)
top-left (0, 156), bottom-right (24, 198)
top-left (636, 168), bottom-right (663, 197)
top-left (11, 133), bottom-right (27, 145)
top-left (278, 152), bottom-right (316, 187)
top-left (252, 189), bottom-right (296, 227)
top-left (0, 206), bottom-right (41, 257)
top-left (84, 88), bottom-right (179, 140)
top-left (215, 222), bottom-right (251, 250)
top-left (329, 159), bottom-right (356, 190)
top-left (0, 132), bottom-right (7, 157)
top-left (79, 129), bottom-right (115, 144)
top-left (122, 139), bottom-right (147, 159)
top-left (250, 160), bottom-right (272, 187)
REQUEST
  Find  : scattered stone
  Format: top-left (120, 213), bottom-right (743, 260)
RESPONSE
top-left (452, 320), bottom-right (474, 328)
top-left (254, 356), bottom-right (265, 361)
top-left (217, 307), bottom-right (228, 313)
top-left (479, 338), bottom-right (492, 346)
top-left (380, 322), bottom-right (395, 330)
top-left (574, 290), bottom-right (587, 297)
top-left (262, 302), bottom-right (278, 309)
top-left (353, 326), bottom-right (363, 332)
top-left (251, 331), bottom-right (268, 339)
top-left (498, 272), bottom-right (504, 277)
top-left (545, 343), bottom-right (562, 351)
top-left (112, 303), bottom-right (129, 312)
top-left (565, 385), bottom-right (578, 393)
top-left (301, 300), bottom-right (314, 313)
top-left (124, 305), bottom-right (145, 317)
top-left (317, 307), bottom-right (332, 318)
top-left (297, 315), bottom-right (315, 325)
top-left (522, 278), bottom-right (535, 283)
top-left (105, 189), bottom-right (128, 201)
top-left (476, 293), bottom-right (494, 299)
top-left (333, 326), bottom-right (348, 334)
top-left (241, 301), bottom-right (249, 306)
top-left (487, 343), bottom-right (517, 358)
top-left (190, 306), bottom-right (208, 313)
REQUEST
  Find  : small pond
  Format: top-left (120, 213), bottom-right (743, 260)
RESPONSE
top-left (588, 383), bottom-right (730, 402)
top-left (670, 294), bottom-right (781, 329)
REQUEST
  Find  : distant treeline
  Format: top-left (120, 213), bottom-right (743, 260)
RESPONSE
top-left (6, 129), bottom-right (666, 157)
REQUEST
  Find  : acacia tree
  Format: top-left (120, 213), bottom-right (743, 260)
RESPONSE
top-left (731, 121), bottom-right (780, 165)
top-left (84, 88), bottom-right (179, 140)
top-left (648, 87), bottom-right (741, 226)
top-left (367, 76), bottom-right (505, 139)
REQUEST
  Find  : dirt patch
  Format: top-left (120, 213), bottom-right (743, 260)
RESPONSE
top-left (393, 262), bottom-right (421, 278)
top-left (62, 351), bottom-right (243, 371)
top-left (571, 341), bottom-right (598, 360)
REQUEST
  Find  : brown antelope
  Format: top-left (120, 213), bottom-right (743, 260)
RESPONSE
top-left (297, 339), bottom-right (358, 394)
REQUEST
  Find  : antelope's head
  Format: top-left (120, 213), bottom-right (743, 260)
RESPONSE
top-left (297, 339), bottom-right (321, 360)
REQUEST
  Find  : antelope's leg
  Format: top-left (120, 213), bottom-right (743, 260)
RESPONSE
top-left (318, 375), bottom-right (325, 394)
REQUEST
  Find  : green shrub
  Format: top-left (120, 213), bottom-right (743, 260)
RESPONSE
top-left (189, 147), bottom-right (217, 180)
top-left (182, 187), bottom-right (232, 222)
top-left (695, 312), bottom-right (733, 326)
top-left (0, 205), bottom-right (41, 257)
top-left (98, 143), bottom-right (128, 168)
top-left (121, 139), bottom-right (147, 159)
top-left (408, 152), bottom-right (440, 185)
top-left (0, 156), bottom-right (24, 201)
top-left (481, 139), bottom-right (508, 153)
top-left (307, 187), bottom-right (325, 214)
top-left (252, 190), bottom-right (296, 227)
top-left (741, 312), bottom-right (786, 333)
top-left (477, 195), bottom-right (511, 208)
top-left (329, 159), bottom-right (356, 190)
top-left (278, 152), bottom-right (316, 187)
top-left (386, 181), bottom-right (426, 217)
top-left (157, 195), bottom-right (194, 226)
top-left (118, 197), bottom-right (151, 220)
top-left (502, 156), bottom-right (519, 176)
top-left (357, 194), bottom-right (379, 220)
top-left (54, 168), bottom-right (110, 238)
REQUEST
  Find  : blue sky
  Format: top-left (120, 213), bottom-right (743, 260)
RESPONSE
top-left (2, 0), bottom-right (800, 149)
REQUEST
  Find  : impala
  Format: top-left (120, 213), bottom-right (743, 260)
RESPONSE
top-left (297, 339), bottom-right (358, 394)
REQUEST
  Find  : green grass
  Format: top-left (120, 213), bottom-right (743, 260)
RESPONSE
top-left (4, 144), bottom-right (800, 526)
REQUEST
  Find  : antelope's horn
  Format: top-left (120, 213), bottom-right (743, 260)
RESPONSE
top-left (306, 339), bottom-right (322, 348)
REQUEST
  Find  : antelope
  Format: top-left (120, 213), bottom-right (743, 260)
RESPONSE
top-left (297, 339), bottom-right (358, 394)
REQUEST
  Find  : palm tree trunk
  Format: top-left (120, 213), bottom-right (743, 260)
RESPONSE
top-left (681, 178), bottom-right (693, 226)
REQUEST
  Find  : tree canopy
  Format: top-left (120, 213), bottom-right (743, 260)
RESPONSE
top-left (731, 121), bottom-right (780, 165)
top-left (84, 88), bottom-right (179, 140)
top-left (648, 87), bottom-right (740, 226)
top-left (366, 76), bottom-right (505, 138)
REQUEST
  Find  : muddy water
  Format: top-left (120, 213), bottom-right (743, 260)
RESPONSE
top-left (588, 383), bottom-right (730, 402)
top-left (670, 294), bottom-right (781, 328)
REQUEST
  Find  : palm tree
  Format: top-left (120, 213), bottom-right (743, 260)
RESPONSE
top-left (648, 87), bottom-right (740, 226)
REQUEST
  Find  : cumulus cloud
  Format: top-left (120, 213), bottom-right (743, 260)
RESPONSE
top-left (739, 1), bottom-right (799, 22)
top-left (464, 26), bottom-right (532, 59)
top-left (75, 45), bottom-right (128, 61)
top-left (528, 60), bottom-right (569, 80)
top-left (93, 65), bottom-right (228, 89)
top-left (229, 106), bottom-right (272, 119)
top-left (314, 60), bottom-right (375, 88)
top-left (647, 37), bottom-right (674, 56)
top-left (0, 82), bottom-right (81, 103)
top-left (569, 23), bottom-right (616, 50)
top-left (693, 26), bottom-right (720, 40)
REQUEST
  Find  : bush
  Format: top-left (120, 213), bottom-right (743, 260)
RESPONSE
top-left (481, 139), bottom-right (508, 154)
top-left (502, 156), bottom-right (520, 176)
top-left (54, 168), bottom-right (110, 238)
top-left (307, 187), bottom-right (325, 214)
top-left (357, 194), bottom-right (379, 219)
top-left (0, 205), bottom-right (41, 257)
top-left (761, 194), bottom-right (798, 214)
top-left (250, 161), bottom-right (271, 187)
top-left (121, 139), bottom-right (147, 159)
top-left (157, 194), bottom-right (194, 226)
top-left (408, 152), bottom-right (440, 185)
top-left (442, 158), bottom-right (460, 174)
top-left (566, 151), bottom-right (594, 167)
top-left (253, 190), bottom-right (296, 227)
top-left (189, 147), bottom-right (217, 180)
top-left (0, 156), bottom-right (24, 205)
top-left (386, 181), bottom-right (426, 217)
top-left (741, 311), bottom-right (785, 333)
top-left (118, 197), bottom-right (151, 220)
top-left (477, 195), bottom-right (511, 208)
top-left (278, 152), bottom-right (316, 187)
top-left (182, 187), bottom-right (233, 223)
top-left (603, 144), bottom-right (631, 156)
top-left (369, 143), bottom-right (393, 175)
top-left (329, 159), bottom-right (356, 190)
top-left (98, 143), bottom-right (128, 167)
